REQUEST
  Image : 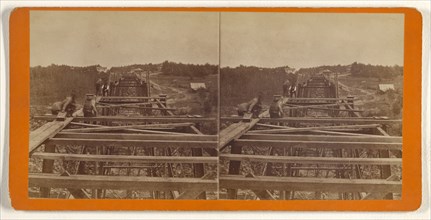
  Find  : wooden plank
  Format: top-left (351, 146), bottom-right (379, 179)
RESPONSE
top-left (29, 118), bottom-right (74, 155)
top-left (29, 174), bottom-right (218, 191)
top-left (67, 123), bottom-right (192, 135)
top-left (32, 153), bottom-right (217, 164)
top-left (219, 175), bottom-right (401, 193)
top-left (362, 175), bottom-right (400, 200)
top-left (98, 105), bottom-right (177, 111)
top-left (222, 117), bottom-right (401, 124)
top-left (56, 132), bottom-right (217, 141)
top-left (248, 124), bottom-right (381, 134)
top-left (46, 138), bottom-right (217, 148)
top-left (285, 97), bottom-right (359, 101)
top-left (232, 139), bottom-right (402, 150)
top-left (240, 134), bottom-right (402, 143)
top-left (220, 154), bottom-right (402, 165)
top-left (62, 123), bottom-right (194, 133)
top-left (33, 115), bottom-right (216, 123)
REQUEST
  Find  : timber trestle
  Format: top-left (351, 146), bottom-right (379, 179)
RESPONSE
top-left (29, 75), bottom-right (217, 200)
top-left (219, 74), bottom-right (402, 200)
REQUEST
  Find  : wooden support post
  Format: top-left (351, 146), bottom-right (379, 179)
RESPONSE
top-left (146, 71), bottom-right (151, 97)
top-left (227, 144), bottom-right (242, 199)
top-left (39, 143), bottom-right (56, 198)
top-left (347, 96), bottom-right (355, 117)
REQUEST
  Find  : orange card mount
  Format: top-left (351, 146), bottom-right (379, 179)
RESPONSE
top-left (9, 7), bottom-right (422, 211)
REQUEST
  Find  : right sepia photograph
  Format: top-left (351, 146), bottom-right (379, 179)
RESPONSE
top-left (219, 12), bottom-right (404, 200)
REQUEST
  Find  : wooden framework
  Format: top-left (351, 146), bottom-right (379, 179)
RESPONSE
top-left (29, 75), bottom-right (217, 200)
top-left (219, 75), bottom-right (402, 200)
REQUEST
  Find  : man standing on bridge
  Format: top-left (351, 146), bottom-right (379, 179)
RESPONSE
top-left (237, 92), bottom-right (263, 118)
top-left (269, 95), bottom-right (283, 119)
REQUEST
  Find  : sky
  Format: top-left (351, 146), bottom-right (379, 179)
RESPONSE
top-left (31, 11), bottom-right (404, 69)
top-left (30, 11), bottom-right (219, 67)
top-left (221, 12), bottom-right (404, 69)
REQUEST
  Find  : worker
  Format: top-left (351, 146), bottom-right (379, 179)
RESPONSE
top-left (269, 95), bottom-right (283, 119)
top-left (83, 94), bottom-right (98, 117)
top-left (282, 79), bottom-right (291, 97)
top-left (95, 78), bottom-right (103, 96)
top-left (102, 81), bottom-right (110, 96)
top-left (289, 84), bottom-right (297, 98)
top-left (51, 92), bottom-right (77, 117)
top-left (237, 92), bottom-right (263, 118)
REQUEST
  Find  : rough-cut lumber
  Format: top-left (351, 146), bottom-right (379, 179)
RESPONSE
top-left (220, 154), bottom-right (402, 165)
top-left (67, 122), bottom-right (193, 135)
top-left (56, 132), bottom-right (217, 141)
top-left (219, 175), bottom-right (401, 193)
top-left (46, 138), bottom-right (217, 148)
top-left (34, 115), bottom-right (215, 123)
top-left (32, 153), bottom-right (217, 164)
top-left (29, 174), bottom-right (218, 191)
top-left (232, 139), bottom-right (402, 150)
top-left (286, 97), bottom-right (359, 101)
top-left (222, 117), bottom-right (401, 124)
top-left (29, 118), bottom-right (74, 155)
top-left (248, 124), bottom-right (381, 134)
top-left (240, 134), bottom-right (402, 143)
top-left (361, 175), bottom-right (400, 200)
top-left (219, 97), bottom-right (287, 150)
top-left (62, 123), bottom-right (194, 133)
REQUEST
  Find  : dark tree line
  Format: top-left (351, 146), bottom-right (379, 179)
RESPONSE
top-left (350, 62), bottom-right (403, 79)
top-left (161, 61), bottom-right (218, 79)
top-left (221, 65), bottom-right (289, 106)
top-left (297, 62), bottom-right (403, 79)
top-left (30, 64), bottom-right (108, 104)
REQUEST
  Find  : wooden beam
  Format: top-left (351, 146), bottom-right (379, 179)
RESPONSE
top-left (67, 123), bottom-right (192, 135)
top-left (248, 124), bottom-right (381, 134)
top-left (46, 138), bottom-right (217, 148)
top-left (362, 175), bottom-right (400, 200)
top-left (29, 118), bottom-right (73, 155)
top-left (261, 117), bottom-right (401, 124)
top-left (34, 115), bottom-right (215, 123)
top-left (98, 105), bottom-right (177, 111)
top-left (62, 123), bottom-right (194, 133)
top-left (285, 97), bottom-right (359, 101)
top-left (31, 153), bottom-right (217, 164)
top-left (240, 134), bottom-right (402, 143)
top-left (29, 174), bottom-right (218, 191)
top-left (220, 154), bottom-right (402, 165)
top-left (232, 139), bottom-right (402, 150)
top-left (219, 175), bottom-right (401, 193)
top-left (56, 132), bottom-right (217, 141)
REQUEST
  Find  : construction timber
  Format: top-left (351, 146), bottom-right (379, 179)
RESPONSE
top-left (29, 75), bottom-right (217, 200)
top-left (219, 74), bottom-right (402, 200)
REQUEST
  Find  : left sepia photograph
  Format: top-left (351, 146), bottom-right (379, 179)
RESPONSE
top-left (28, 11), bottom-right (219, 200)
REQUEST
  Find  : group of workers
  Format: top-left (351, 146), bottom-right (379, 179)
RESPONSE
top-left (96, 78), bottom-right (121, 97)
top-left (236, 77), bottom-right (297, 119)
top-left (51, 92), bottom-right (98, 118)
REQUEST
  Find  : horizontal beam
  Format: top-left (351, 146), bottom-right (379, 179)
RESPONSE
top-left (256, 117), bottom-right (401, 124)
top-left (220, 154), bottom-right (402, 165)
top-left (232, 139), bottom-right (402, 150)
top-left (33, 115), bottom-right (215, 123)
top-left (62, 123), bottom-right (194, 133)
top-left (219, 175), bottom-right (401, 193)
top-left (56, 132), bottom-right (217, 141)
top-left (240, 134), bottom-right (402, 143)
top-left (32, 153), bottom-right (217, 164)
top-left (285, 97), bottom-right (359, 101)
top-left (99, 96), bottom-right (160, 100)
top-left (248, 124), bottom-right (381, 134)
top-left (29, 174), bottom-right (217, 191)
top-left (46, 138), bottom-right (217, 148)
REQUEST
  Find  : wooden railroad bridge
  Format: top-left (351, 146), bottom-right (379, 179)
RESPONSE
top-left (219, 74), bottom-right (402, 200)
top-left (29, 75), bottom-right (218, 200)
